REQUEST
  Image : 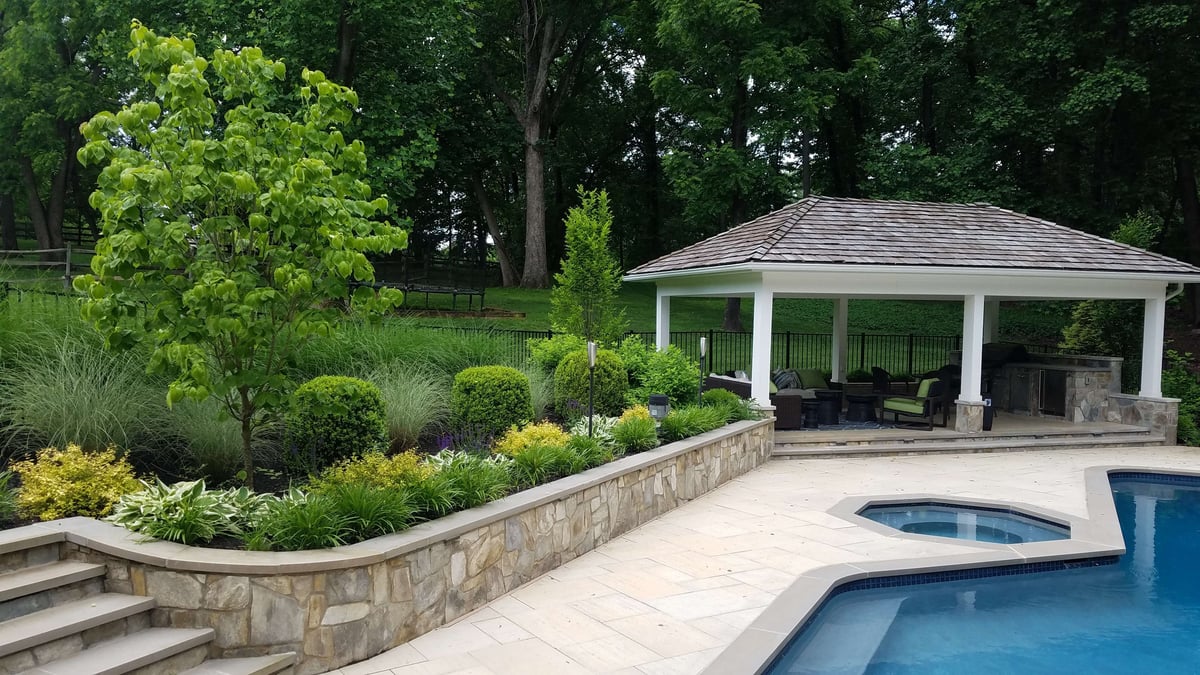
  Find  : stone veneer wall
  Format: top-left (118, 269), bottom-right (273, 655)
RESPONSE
top-left (55, 419), bottom-right (773, 675)
top-left (1106, 393), bottom-right (1179, 445)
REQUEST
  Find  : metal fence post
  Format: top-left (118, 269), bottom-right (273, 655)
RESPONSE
top-left (707, 328), bottom-right (715, 373)
top-left (907, 334), bottom-right (914, 376)
top-left (859, 333), bottom-right (866, 369)
top-left (63, 243), bottom-right (72, 290)
top-left (785, 331), bottom-right (792, 368)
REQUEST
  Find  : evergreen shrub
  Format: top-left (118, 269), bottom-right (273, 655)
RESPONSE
top-left (12, 444), bottom-right (140, 520)
top-left (288, 376), bottom-right (389, 468)
top-left (554, 348), bottom-right (627, 420)
top-left (451, 366), bottom-right (534, 436)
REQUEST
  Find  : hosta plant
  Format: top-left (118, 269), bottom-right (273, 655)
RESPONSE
top-left (108, 479), bottom-right (275, 544)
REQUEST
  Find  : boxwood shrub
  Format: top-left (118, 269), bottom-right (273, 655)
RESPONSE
top-left (287, 376), bottom-right (388, 469)
top-left (451, 366), bottom-right (534, 436)
top-left (554, 348), bottom-right (627, 420)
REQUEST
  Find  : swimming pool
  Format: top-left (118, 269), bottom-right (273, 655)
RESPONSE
top-left (765, 474), bottom-right (1200, 673)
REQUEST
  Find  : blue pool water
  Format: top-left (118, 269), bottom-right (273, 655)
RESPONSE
top-left (767, 475), bottom-right (1200, 674)
top-left (859, 502), bottom-right (1069, 544)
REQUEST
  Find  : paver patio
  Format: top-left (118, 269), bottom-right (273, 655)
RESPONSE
top-left (324, 446), bottom-right (1198, 675)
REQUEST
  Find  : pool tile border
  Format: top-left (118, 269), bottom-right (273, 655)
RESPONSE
top-left (703, 464), bottom-right (1200, 675)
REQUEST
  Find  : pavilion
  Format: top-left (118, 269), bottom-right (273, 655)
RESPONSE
top-left (623, 196), bottom-right (1200, 432)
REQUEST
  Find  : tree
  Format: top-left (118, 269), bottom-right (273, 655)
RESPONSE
top-left (550, 187), bottom-right (626, 344)
top-left (74, 22), bottom-right (407, 487)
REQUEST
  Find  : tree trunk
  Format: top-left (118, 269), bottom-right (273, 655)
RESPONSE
top-left (1175, 154), bottom-right (1200, 325)
top-left (471, 172), bottom-right (518, 287)
top-left (0, 194), bottom-right (16, 250)
top-left (800, 131), bottom-right (812, 198)
top-left (19, 157), bottom-right (53, 250)
top-left (521, 112), bottom-right (550, 287)
top-left (239, 387), bottom-right (256, 489)
top-left (643, 102), bottom-right (663, 258)
top-left (332, 1), bottom-right (359, 85)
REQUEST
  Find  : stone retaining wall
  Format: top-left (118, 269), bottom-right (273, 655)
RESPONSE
top-left (1106, 393), bottom-right (1179, 445)
top-left (53, 419), bottom-right (773, 674)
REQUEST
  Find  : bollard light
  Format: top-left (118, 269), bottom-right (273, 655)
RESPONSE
top-left (648, 394), bottom-right (670, 423)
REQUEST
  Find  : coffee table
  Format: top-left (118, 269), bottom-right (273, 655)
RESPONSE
top-left (845, 393), bottom-right (878, 422)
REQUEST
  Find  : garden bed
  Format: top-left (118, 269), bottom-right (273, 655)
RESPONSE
top-left (35, 418), bottom-right (772, 674)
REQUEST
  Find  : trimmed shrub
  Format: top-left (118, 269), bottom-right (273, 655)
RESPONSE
top-left (554, 348), bottom-right (627, 420)
top-left (287, 376), bottom-right (388, 469)
top-left (619, 405), bottom-right (653, 422)
top-left (451, 366), bottom-right (534, 436)
top-left (493, 421), bottom-right (571, 457)
top-left (610, 416), bottom-right (659, 454)
top-left (658, 405), bottom-right (727, 442)
top-left (528, 334), bottom-right (587, 373)
top-left (618, 336), bottom-right (699, 407)
top-left (12, 444), bottom-right (141, 520)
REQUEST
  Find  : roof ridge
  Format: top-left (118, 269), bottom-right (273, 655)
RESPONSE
top-left (982, 205), bottom-right (1200, 274)
top-left (749, 197), bottom-right (820, 259)
top-left (624, 197), bottom-right (818, 274)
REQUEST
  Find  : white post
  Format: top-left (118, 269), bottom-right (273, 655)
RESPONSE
top-left (960, 294), bottom-right (985, 403)
top-left (832, 297), bottom-right (849, 383)
top-left (655, 289), bottom-right (671, 352)
top-left (982, 299), bottom-right (1000, 343)
top-left (751, 288), bottom-right (774, 404)
top-left (1140, 295), bottom-right (1166, 398)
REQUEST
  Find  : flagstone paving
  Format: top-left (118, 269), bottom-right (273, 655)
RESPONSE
top-left (323, 446), bottom-right (1198, 675)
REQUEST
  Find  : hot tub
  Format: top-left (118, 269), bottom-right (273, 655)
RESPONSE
top-left (858, 501), bottom-right (1069, 543)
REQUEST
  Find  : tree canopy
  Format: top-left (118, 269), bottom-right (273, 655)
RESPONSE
top-left (1, 0), bottom-right (1198, 313)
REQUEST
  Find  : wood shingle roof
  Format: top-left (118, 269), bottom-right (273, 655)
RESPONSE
top-left (626, 197), bottom-right (1200, 277)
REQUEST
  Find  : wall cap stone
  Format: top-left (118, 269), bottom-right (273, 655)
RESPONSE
top-left (1109, 393), bottom-right (1181, 404)
top-left (22, 419), bottom-right (772, 575)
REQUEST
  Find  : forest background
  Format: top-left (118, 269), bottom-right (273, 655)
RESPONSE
top-left (3, 0), bottom-right (1200, 328)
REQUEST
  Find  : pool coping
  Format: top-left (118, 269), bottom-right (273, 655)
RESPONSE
top-left (702, 464), bottom-right (1200, 675)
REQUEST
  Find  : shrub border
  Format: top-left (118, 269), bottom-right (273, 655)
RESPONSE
top-left (22, 418), bottom-right (773, 674)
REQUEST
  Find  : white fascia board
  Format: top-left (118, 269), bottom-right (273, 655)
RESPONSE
top-left (626, 263), bottom-right (1197, 300)
top-left (652, 271), bottom-right (762, 297)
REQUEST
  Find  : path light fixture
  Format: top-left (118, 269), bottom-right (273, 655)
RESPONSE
top-left (587, 341), bottom-right (597, 437)
top-left (648, 394), bottom-right (670, 426)
top-left (698, 336), bottom-right (708, 404)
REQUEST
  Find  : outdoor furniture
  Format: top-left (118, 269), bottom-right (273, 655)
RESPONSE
top-left (845, 393), bottom-right (878, 422)
top-left (813, 389), bottom-right (842, 425)
top-left (801, 399), bottom-right (822, 429)
top-left (703, 374), bottom-right (804, 430)
top-left (882, 377), bottom-right (948, 430)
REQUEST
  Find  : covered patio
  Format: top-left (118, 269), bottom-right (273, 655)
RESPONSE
top-left (624, 197), bottom-right (1200, 435)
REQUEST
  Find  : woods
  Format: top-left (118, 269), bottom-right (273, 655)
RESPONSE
top-left (2, 0), bottom-right (1199, 299)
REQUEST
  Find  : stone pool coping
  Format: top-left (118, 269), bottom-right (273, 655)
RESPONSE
top-left (21, 418), bottom-right (771, 576)
top-left (703, 464), bottom-right (1200, 675)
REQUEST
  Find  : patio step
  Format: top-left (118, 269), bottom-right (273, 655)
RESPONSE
top-left (18, 626), bottom-right (214, 675)
top-left (0, 530), bottom-right (64, 576)
top-left (0, 593), bottom-right (155, 659)
top-left (774, 432), bottom-right (1167, 459)
top-left (0, 561), bottom-right (108, 624)
top-left (179, 653), bottom-right (297, 675)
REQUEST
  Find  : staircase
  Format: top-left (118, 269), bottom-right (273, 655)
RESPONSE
top-left (0, 529), bottom-right (295, 675)
top-left (774, 425), bottom-right (1166, 459)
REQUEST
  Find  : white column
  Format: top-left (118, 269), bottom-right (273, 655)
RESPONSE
top-left (982, 299), bottom-right (1000, 343)
top-left (1140, 295), bottom-right (1166, 398)
top-left (750, 288), bottom-right (774, 404)
top-left (832, 297), bottom-right (849, 383)
top-left (655, 289), bottom-right (670, 352)
top-left (960, 294), bottom-right (985, 402)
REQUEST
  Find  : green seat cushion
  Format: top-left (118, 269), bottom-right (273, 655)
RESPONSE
top-left (883, 398), bottom-right (925, 415)
top-left (915, 377), bottom-right (939, 398)
top-left (769, 381), bottom-right (778, 394)
top-left (796, 368), bottom-right (827, 389)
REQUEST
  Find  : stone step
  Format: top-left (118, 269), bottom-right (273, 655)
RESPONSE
top-left (18, 627), bottom-right (214, 675)
top-left (179, 653), bottom-right (297, 675)
top-left (0, 562), bottom-right (107, 604)
top-left (0, 594), bottom-right (156, 658)
top-left (774, 434), bottom-right (1167, 459)
top-left (0, 530), bottom-right (64, 576)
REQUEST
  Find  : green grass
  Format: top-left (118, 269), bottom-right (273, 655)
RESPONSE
top-left (407, 284), bottom-right (1069, 343)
